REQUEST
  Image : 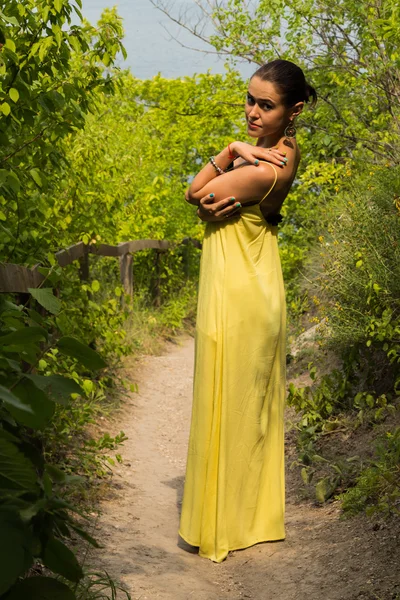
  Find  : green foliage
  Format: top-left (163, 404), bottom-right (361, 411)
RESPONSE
top-left (294, 446), bottom-right (361, 503)
top-left (0, 0), bottom-right (125, 264)
top-left (74, 571), bottom-right (131, 600)
top-left (0, 4), bottom-right (135, 594)
top-left (287, 357), bottom-right (398, 505)
top-left (321, 166), bottom-right (400, 356)
top-left (340, 428), bottom-right (400, 517)
top-left (0, 292), bottom-right (111, 597)
top-left (287, 362), bottom-right (352, 438)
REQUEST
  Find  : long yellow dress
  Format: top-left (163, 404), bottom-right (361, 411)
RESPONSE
top-left (179, 162), bottom-right (286, 563)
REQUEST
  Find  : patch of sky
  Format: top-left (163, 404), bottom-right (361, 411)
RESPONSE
top-left (77, 0), bottom-right (255, 80)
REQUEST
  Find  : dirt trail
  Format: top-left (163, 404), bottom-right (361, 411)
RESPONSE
top-left (92, 335), bottom-right (399, 600)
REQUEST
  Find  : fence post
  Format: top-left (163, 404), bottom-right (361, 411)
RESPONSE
top-left (152, 249), bottom-right (162, 307)
top-left (78, 244), bottom-right (89, 282)
top-left (119, 252), bottom-right (133, 306)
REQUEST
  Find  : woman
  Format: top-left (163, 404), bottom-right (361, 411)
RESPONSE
top-left (179, 59), bottom-right (317, 563)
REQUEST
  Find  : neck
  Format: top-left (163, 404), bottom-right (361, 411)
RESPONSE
top-left (256, 131), bottom-right (285, 148)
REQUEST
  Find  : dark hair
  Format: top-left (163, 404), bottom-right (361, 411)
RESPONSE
top-left (252, 59), bottom-right (317, 109)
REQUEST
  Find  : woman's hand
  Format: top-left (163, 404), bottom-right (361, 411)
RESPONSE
top-left (197, 193), bottom-right (242, 222)
top-left (230, 141), bottom-right (288, 168)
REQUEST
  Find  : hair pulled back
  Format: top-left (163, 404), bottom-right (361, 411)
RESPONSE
top-left (252, 59), bottom-right (317, 109)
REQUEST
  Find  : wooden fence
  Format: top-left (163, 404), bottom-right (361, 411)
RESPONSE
top-left (0, 237), bottom-right (202, 301)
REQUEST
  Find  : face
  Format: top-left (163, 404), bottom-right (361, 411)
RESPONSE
top-left (245, 76), bottom-right (303, 139)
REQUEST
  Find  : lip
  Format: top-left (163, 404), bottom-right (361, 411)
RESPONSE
top-left (248, 121), bottom-right (261, 130)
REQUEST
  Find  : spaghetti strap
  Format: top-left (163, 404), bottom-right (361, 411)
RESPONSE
top-left (257, 161), bottom-right (278, 205)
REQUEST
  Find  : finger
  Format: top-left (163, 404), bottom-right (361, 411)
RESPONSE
top-left (218, 196), bottom-right (236, 209)
top-left (216, 201), bottom-right (242, 218)
top-left (269, 146), bottom-right (287, 157)
top-left (261, 151), bottom-right (289, 168)
top-left (208, 196), bottom-right (236, 212)
top-left (200, 193), bottom-right (216, 206)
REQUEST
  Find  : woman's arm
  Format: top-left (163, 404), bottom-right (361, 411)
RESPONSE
top-left (185, 142), bottom-right (288, 205)
top-left (197, 193), bottom-right (242, 222)
top-left (185, 146), bottom-right (234, 205)
top-left (188, 161), bottom-right (285, 207)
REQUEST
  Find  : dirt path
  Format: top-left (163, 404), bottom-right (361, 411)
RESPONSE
top-left (92, 335), bottom-right (399, 600)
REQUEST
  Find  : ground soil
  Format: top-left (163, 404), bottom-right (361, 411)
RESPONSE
top-left (90, 335), bottom-right (400, 600)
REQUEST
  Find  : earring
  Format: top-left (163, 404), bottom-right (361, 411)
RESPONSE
top-left (284, 120), bottom-right (297, 138)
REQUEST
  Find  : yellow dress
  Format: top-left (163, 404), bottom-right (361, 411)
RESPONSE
top-left (179, 162), bottom-right (286, 563)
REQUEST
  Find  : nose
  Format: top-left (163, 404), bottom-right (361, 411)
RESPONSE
top-left (248, 103), bottom-right (260, 119)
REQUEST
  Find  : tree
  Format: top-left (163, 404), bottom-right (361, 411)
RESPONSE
top-left (0, 0), bottom-right (126, 263)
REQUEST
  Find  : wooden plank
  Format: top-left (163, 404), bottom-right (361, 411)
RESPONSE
top-left (0, 263), bottom-right (44, 293)
top-left (90, 243), bottom-right (122, 257)
top-left (152, 250), bottom-right (161, 307)
top-left (119, 253), bottom-right (133, 300)
top-left (0, 237), bottom-right (196, 294)
top-left (91, 239), bottom-right (171, 257)
top-left (55, 241), bottom-right (86, 267)
top-left (79, 247), bottom-right (89, 282)
top-left (126, 239), bottom-right (170, 253)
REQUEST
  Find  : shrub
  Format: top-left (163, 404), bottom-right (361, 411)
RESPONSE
top-left (340, 428), bottom-right (400, 517)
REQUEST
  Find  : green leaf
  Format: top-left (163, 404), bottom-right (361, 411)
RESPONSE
top-left (43, 537), bottom-right (83, 582)
top-left (29, 169), bottom-right (43, 188)
top-left (0, 13), bottom-right (19, 26)
top-left (68, 522), bottom-right (101, 548)
top-left (0, 434), bottom-right (38, 493)
top-left (6, 577), bottom-right (76, 600)
top-left (0, 513), bottom-right (33, 595)
top-left (6, 171), bottom-right (21, 192)
top-left (0, 326), bottom-right (47, 346)
top-left (0, 384), bottom-right (34, 414)
top-left (315, 477), bottom-right (330, 503)
top-left (4, 39), bottom-right (16, 52)
top-left (8, 378), bottom-right (55, 430)
top-left (54, 0), bottom-right (64, 13)
top-left (1, 102), bottom-right (11, 116)
top-left (45, 464), bottom-right (85, 487)
top-left (28, 287), bottom-right (61, 314)
top-left (300, 467), bottom-right (309, 484)
top-left (25, 374), bottom-right (83, 405)
top-left (57, 336), bottom-right (107, 370)
top-left (9, 88), bottom-right (19, 103)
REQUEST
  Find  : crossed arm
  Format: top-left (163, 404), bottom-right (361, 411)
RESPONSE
top-left (185, 143), bottom-right (288, 221)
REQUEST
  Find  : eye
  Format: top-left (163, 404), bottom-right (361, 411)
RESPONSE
top-left (262, 103), bottom-right (272, 110)
top-left (246, 93), bottom-right (255, 104)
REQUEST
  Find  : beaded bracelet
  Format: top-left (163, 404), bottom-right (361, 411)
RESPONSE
top-left (209, 156), bottom-right (225, 176)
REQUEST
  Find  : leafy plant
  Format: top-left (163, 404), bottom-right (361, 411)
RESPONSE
top-left (0, 291), bottom-right (108, 598)
top-left (340, 428), bottom-right (400, 517)
top-left (74, 571), bottom-right (131, 600)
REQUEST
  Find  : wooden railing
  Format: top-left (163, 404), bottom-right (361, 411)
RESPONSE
top-left (0, 237), bottom-right (202, 299)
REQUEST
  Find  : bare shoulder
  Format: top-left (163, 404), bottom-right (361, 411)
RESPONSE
top-left (257, 160), bottom-right (294, 187)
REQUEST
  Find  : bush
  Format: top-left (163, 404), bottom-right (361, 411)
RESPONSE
top-left (340, 428), bottom-right (400, 517)
top-left (320, 165), bottom-right (400, 394)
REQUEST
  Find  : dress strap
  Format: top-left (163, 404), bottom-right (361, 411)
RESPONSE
top-left (257, 161), bottom-right (278, 205)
